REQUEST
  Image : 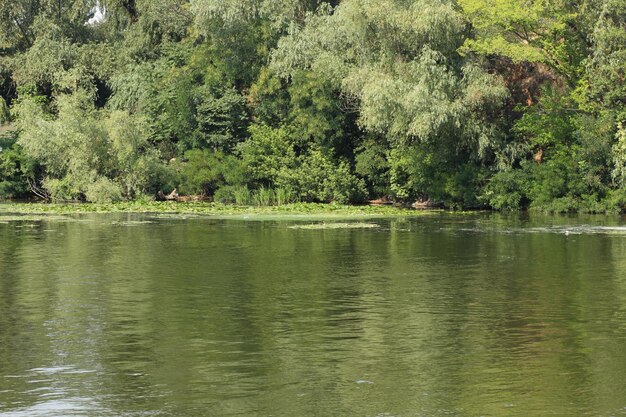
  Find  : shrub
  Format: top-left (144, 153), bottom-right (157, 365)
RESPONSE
top-left (177, 149), bottom-right (246, 196)
top-left (44, 177), bottom-right (81, 201)
top-left (0, 141), bottom-right (33, 199)
top-left (85, 177), bottom-right (123, 203)
top-left (482, 168), bottom-right (531, 210)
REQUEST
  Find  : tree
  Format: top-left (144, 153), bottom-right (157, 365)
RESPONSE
top-left (15, 91), bottom-right (165, 201)
top-left (271, 0), bottom-right (508, 203)
top-left (190, 0), bottom-right (331, 87)
top-left (458, 0), bottom-right (593, 81)
top-left (584, 0), bottom-right (626, 113)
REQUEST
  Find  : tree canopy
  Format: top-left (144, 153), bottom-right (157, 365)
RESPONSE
top-left (1, 0), bottom-right (626, 212)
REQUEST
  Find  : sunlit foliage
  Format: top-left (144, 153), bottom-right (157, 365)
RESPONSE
top-left (0, 0), bottom-right (625, 211)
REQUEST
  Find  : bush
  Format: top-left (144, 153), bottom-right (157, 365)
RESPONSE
top-left (530, 196), bottom-right (580, 213)
top-left (85, 177), bottom-right (123, 203)
top-left (239, 124), bottom-right (296, 183)
top-left (0, 141), bottom-right (33, 199)
top-left (527, 148), bottom-right (588, 212)
top-left (482, 168), bottom-right (531, 210)
top-left (276, 148), bottom-right (367, 204)
top-left (604, 189), bottom-right (626, 213)
top-left (241, 124), bottom-right (367, 204)
top-left (355, 138), bottom-right (391, 197)
top-left (321, 160), bottom-right (368, 204)
top-left (44, 177), bottom-right (81, 201)
top-left (177, 149), bottom-right (246, 196)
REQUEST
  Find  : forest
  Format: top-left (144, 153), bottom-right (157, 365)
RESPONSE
top-left (1, 0), bottom-right (626, 212)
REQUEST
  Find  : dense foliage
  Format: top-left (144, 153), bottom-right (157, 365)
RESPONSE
top-left (1, 0), bottom-right (626, 212)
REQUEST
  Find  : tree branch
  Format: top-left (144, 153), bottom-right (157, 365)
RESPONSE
top-left (12, 16), bottom-right (32, 48)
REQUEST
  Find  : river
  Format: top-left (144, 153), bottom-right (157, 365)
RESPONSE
top-left (1, 212), bottom-right (626, 416)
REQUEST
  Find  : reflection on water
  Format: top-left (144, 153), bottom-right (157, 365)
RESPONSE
top-left (1, 212), bottom-right (626, 416)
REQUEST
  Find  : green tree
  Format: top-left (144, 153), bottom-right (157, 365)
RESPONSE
top-left (458, 0), bottom-right (593, 80)
top-left (176, 149), bottom-right (246, 196)
top-left (16, 91), bottom-right (165, 201)
top-left (272, 0), bottom-right (508, 204)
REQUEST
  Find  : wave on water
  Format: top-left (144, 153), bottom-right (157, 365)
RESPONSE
top-left (451, 225), bottom-right (626, 235)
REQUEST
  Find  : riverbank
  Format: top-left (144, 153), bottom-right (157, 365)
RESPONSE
top-left (0, 201), bottom-right (447, 217)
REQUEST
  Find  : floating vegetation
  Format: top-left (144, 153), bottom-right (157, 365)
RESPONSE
top-left (110, 220), bottom-right (155, 226)
top-left (0, 215), bottom-right (77, 223)
top-left (289, 222), bottom-right (380, 230)
top-left (148, 213), bottom-right (204, 220)
top-left (0, 202), bottom-right (440, 217)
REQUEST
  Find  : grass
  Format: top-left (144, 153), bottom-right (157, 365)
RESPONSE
top-left (0, 201), bottom-right (445, 217)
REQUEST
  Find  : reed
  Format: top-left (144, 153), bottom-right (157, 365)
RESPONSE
top-left (233, 186), bottom-right (251, 206)
top-left (253, 186), bottom-right (274, 206)
top-left (275, 188), bottom-right (297, 206)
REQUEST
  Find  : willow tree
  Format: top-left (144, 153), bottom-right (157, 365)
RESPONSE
top-left (587, 0), bottom-right (626, 191)
top-left (271, 0), bottom-right (508, 204)
top-left (190, 0), bottom-right (334, 87)
top-left (585, 0), bottom-right (626, 113)
top-left (15, 91), bottom-right (165, 202)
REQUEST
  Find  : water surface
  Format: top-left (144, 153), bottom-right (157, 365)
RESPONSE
top-left (1, 212), bottom-right (626, 416)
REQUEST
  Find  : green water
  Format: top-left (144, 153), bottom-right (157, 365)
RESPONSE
top-left (1, 213), bottom-right (626, 416)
